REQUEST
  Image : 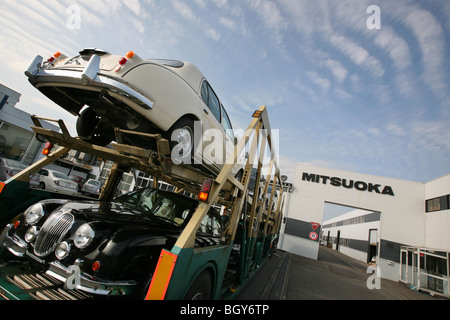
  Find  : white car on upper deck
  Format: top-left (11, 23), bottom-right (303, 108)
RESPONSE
top-left (25, 48), bottom-right (242, 177)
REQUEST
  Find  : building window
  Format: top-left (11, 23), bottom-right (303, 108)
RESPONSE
top-left (118, 172), bottom-right (134, 193)
top-left (426, 195), bottom-right (449, 212)
top-left (0, 122), bottom-right (34, 161)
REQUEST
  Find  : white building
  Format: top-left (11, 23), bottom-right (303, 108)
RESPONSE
top-left (0, 83), bottom-right (59, 164)
top-left (280, 163), bottom-right (450, 297)
top-left (321, 208), bottom-right (380, 264)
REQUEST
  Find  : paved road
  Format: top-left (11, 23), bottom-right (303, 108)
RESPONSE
top-left (236, 246), bottom-right (437, 300)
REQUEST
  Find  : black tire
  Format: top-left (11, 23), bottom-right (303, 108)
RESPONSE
top-left (138, 272), bottom-right (154, 300)
top-left (183, 271), bottom-right (212, 300)
top-left (76, 107), bottom-right (113, 146)
top-left (169, 117), bottom-right (196, 165)
top-left (39, 182), bottom-right (45, 190)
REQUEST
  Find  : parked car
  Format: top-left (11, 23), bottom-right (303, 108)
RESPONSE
top-left (70, 175), bottom-right (86, 192)
top-left (81, 179), bottom-right (102, 196)
top-left (0, 157), bottom-right (27, 182)
top-left (37, 169), bottom-right (78, 195)
top-left (1, 187), bottom-right (225, 298)
top-left (25, 48), bottom-right (243, 177)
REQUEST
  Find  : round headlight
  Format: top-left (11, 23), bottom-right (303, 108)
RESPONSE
top-left (74, 223), bottom-right (95, 249)
top-left (24, 203), bottom-right (45, 225)
top-left (55, 241), bottom-right (71, 260)
top-left (24, 226), bottom-right (38, 242)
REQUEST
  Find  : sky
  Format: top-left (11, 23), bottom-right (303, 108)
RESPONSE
top-left (0, 0), bottom-right (449, 190)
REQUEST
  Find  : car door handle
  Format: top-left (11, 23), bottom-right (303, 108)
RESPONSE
top-left (203, 108), bottom-right (209, 114)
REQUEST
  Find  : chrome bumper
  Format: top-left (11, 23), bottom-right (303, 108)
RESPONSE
top-left (1, 226), bottom-right (46, 264)
top-left (1, 224), bottom-right (27, 257)
top-left (25, 54), bottom-right (154, 110)
top-left (47, 261), bottom-right (137, 296)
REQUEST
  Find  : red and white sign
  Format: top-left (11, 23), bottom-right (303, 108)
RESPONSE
top-left (310, 222), bottom-right (320, 231)
top-left (309, 232), bottom-right (318, 241)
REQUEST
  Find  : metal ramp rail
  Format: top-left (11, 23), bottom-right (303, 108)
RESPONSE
top-left (145, 105), bottom-right (285, 299)
top-left (1, 105), bottom-right (284, 300)
top-left (0, 110), bottom-right (241, 226)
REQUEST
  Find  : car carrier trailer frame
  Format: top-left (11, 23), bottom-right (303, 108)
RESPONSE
top-left (0, 105), bottom-right (284, 300)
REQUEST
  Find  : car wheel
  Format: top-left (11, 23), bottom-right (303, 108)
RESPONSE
top-left (39, 182), bottom-right (45, 189)
top-left (169, 118), bottom-right (196, 164)
top-left (183, 270), bottom-right (212, 300)
top-left (76, 107), bottom-right (113, 146)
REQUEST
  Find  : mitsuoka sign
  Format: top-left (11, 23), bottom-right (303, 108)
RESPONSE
top-left (302, 172), bottom-right (395, 196)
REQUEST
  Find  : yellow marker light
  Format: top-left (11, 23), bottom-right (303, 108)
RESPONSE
top-left (42, 142), bottom-right (53, 156)
top-left (199, 191), bottom-right (208, 202)
top-left (126, 51), bottom-right (135, 59)
top-left (198, 178), bottom-right (213, 202)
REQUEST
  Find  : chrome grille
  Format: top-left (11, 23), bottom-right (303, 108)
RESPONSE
top-left (34, 212), bottom-right (74, 257)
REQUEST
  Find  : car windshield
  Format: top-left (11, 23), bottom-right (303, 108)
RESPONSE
top-left (113, 188), bottom-right (198, 227)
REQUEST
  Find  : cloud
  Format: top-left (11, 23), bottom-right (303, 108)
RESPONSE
top-left (3, 0), bottom-right (58, 32)
top-left (329, 33), bottom-right (385, 77)
top-left (402, 7), bottom-right (446, 96)
top-left (246, 0), bottom-right (287, 46)
top-left (276, 0), bottom-right (385, 78)
top-left (123, 0), bottom-right (143, 16)
top-left (219, 17), bottom-right (237, 31)
top-left (248, 0), bottom-right (286, 30)
top-left (410, 120), bottom-right (450, 152)
top-left (194, 0), bottom-right (207, 9)
top-left (0, 12), bottom-right (79, 63)
top-left (205, 28), bottom-right (221, 41)
top-left (308, 71), bottom-right (331, 93)
top-left (373, 27), bottom-right (412, 71)
top-left (171, 0), bottom-right (198, 22)
top-left (133, 19), bottom-right (146, 34)
top-left (212, 0), bottom-right (228, 8)
top-left (76, 0), bottom-right (121, 16)
top-left (277, 0), bottom-right (328, 38)
top-left (219, 15), bottom-right (248, 37)
top-left (321, 59), bottom-right (348, 84)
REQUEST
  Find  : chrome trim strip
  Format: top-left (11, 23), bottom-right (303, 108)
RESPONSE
top-left (25, 251), bottom-right (46, 264)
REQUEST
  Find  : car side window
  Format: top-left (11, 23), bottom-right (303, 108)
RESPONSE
top-left (38, 169), bottom-right (48, 176)
top-left (201, 81), bottom-right (209, 105)
top-left (221, 106), bottom-right (234, 139)
top-left (200, 81), bottom-right (221, 123)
